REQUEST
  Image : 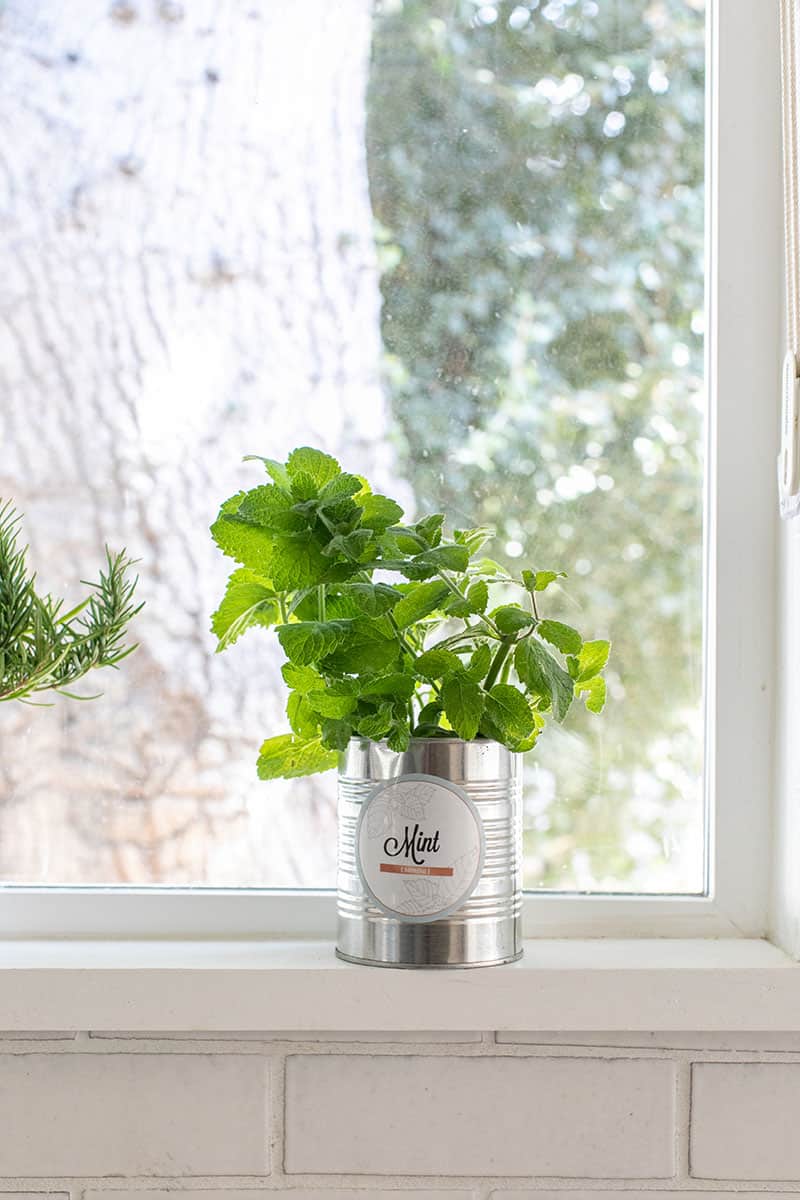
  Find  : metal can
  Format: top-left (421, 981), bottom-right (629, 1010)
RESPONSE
top-left (336, 737), bottom-right (522, 968)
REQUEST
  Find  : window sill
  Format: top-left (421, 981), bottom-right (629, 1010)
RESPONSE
top-left (0, 937), bottom-right (795, 1033)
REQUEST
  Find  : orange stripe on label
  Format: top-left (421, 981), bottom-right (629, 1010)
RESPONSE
top-left (379, 863), bottom-right (454, 877)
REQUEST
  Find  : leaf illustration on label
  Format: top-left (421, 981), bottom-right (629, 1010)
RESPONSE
top-left (365, 798), bottom-right (394, 839)
top-left (388, 783), bottom-right (429, 821)
top-left (451, 846), bottom-right (479, 892)
top-left (402, 875), bottom-right (446, 915)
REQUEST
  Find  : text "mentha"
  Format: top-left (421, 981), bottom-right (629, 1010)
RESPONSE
top-left (383, 823), bottom-right (441, 866)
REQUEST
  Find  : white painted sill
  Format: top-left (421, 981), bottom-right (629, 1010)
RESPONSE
top-left (0, 937), bottom-right (797, 1033)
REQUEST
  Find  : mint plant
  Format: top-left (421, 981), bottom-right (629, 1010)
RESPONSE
top-left (210, 447), bottom-right (610, 779)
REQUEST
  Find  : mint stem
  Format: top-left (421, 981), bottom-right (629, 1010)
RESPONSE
top-left (484, 637), bottom-right (514, 691)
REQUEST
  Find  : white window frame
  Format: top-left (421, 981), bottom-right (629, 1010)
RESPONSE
top-left (0, 0), bottom-right (782, 942)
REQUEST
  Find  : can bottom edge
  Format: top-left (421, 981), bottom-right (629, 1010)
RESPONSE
top-left (334, 947), bottom-right (524, 969)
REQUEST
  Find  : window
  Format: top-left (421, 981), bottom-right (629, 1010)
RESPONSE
top-left (0, 1), bottom-right (779, 936)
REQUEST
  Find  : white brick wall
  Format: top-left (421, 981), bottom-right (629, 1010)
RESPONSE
top-left (1, 1032), bottom-right (800, 1195)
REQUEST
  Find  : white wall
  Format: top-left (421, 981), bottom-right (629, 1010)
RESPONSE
top-left (4, 1030), bottom-right (800, 1192)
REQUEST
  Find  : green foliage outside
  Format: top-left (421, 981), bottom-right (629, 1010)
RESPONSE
top-left (210, 446), bottom-right (609, 779)
top-left (365, 0), bottom-right (706, 889)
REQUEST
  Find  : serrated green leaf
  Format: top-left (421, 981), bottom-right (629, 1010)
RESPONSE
top-left (319, 473), bottom-right (363, 500)
top-left (412, 543), bottom-right (470, 574)
top-left (514, 637), bottom-right (574, 722)
top-left (286, 690), bottom-right (319, 737)
top-left (321, 620), bottom-right (399, 674)
top-left (414, 647), bottom-right (463, 680)
top-left (243, 455), bottom-right (291, 491)
top-left (484, 683), bottom-right (535, 740)
top-left (276, 619), bottom-right (352, 665)
top-left (320, 718), bottom-right (352, 751)
top-left (523, 569), bottom-right (566, 592)
top-left (387, 722), bottom-right (411, 752)
top-left (414, 513), bottom-right (444, 547)
top-left (360, 493), bottom-right (405, 531)
top-left (392, 581), bottom-right (450, 629)
top-left (306, 688), bottom-right (357, 719)
top-left (286, 446), bottom-right (341, 488)
top-left (337, 582), bottom-right (401, 617)
top-left (210, 569), bottom-right (278, 650)
top-left (465, 643), bottom-right (492, 681)
top-left (355, 704), bottom-right (395, 739)
top-left (538, 619), bottom-right (582, 656)
top-left (453, 525), bottom-right (495, 554)
top-left (281, 662), bottom-right (323, 691)
top-left (257, 733), bottom-right (337, 780)
top-left (466, 579), bottom-right (488, 613)
top-left (360, 672), bottom-right (416, 700)
top-left (576, 639), bottom-right (611, 682)
top-left (492, 605), bottom-right (536, 635)
top-left (416, 700), bottom-right (443, 726)
top-left (210, 513), bottom-right (276, 574)
top-left (441, 675), bottom-right (485, 740)
top-left (237, 484), bottom-right (306, 532)
top-left (269, 534), bottom-right (330, 590)
top-left (578, 675), bottom-right (607, 713)
top-left (321, 528), bottom-right (373, 560)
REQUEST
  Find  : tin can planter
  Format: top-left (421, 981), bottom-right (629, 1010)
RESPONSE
top-left (336, 736), bottom-right (522, 968)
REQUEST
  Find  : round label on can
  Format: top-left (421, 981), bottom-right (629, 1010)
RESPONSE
top-left (356, 773), bottom-right (485, 922)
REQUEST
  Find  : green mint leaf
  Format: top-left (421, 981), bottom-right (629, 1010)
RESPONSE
top-left (286, 446), bottom-right (341, 488)
top-left (281, 662), bottom-right (323, 691)
top-left (527, 569), bottom-right (567, 592)
top-left (387, 722), bottom-right (411, 753)
top-left (466, 580), bottom-right (488, 614)
top-left (492, 605), bottom-right (536, 636)
top-left (360, 672), bottom-right (416, 700)
top-left (276, 619), bottom-right (352, 665)
top-left (441, 675), bottom-right (485, 740)
top-left (484, 683), bottom-right (535, 740)
top-left (237, 485), bottom-right (306, 532)
top-left (356, 705), bottom-right (395, 739)
top-left (413, 513), bottom-right (444, 547)
top-left (411, 543), bottom-right (470, 574)
top-left (338, 582), bottom-right (401, 617)
top-left (306, 689), bottom-right (357, 719)
top-left (321, 620), bottom-right (399, 674)
top-left (416, 700), bottom-right (443, 726)
top-left (286, 691), bottom-right (320, 737)
top-left (538, 619), bottom-right (582, 656)
top-left (414, 647), bottom-right (463, 680)
top-left (321, 529), bottom-right (373, 560)
top-left (578, 675), bottom-right (607, 713)
top-left (392, 581), bottom-right (450, 629)
top-left (514, 637), bottom-right (574, 722)
top-left (319, 473), bottom-right (363, 500)
top-left (320, 718), bottom-right (352, 752)
top-left (210, 513), bottom-right (276, 575)
top-left (210, 569), bottom-right (279, 651)
top-left (471, 557), bottom-right (506, 576)
top-left (465, 643), bottom-right (492, 681)
top-left (360, 494), bottom-right (405, 531)
top-left (290, 471), bottom-right (321, 502)
top-left (576, 639), bottom-right (611, 682)
top-left (453, 526), bottom-right (495, 554)
top-left (243, 456), bottom-right (291, 492)
top-left (257, 733), bottom-right (338, 780)
top-left (268, 535), bottom-right (330, 591)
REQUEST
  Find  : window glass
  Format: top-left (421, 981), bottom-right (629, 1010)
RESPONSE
top-left (0, 0), bottom-right (705, 892)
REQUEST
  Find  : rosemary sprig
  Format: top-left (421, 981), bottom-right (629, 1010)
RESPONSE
top-left (0, 500), bottom-right (142, 703)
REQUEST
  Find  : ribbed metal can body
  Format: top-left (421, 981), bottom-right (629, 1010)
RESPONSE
top-left (336, 737), bottom-right (522, 968)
